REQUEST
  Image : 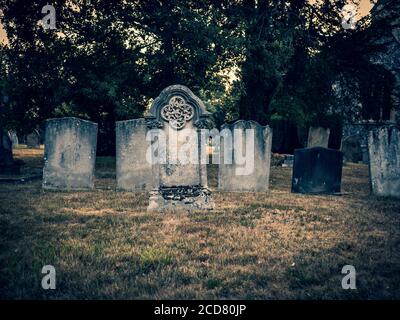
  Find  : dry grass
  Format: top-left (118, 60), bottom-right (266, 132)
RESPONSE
top-left (0, 147), bottom-right (399, 299)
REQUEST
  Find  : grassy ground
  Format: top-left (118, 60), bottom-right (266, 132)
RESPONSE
top-left (0, 147), bottom-right (399, 299)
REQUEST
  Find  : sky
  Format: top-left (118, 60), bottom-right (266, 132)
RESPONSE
top-left (0, 0), bottom-right (375, 45)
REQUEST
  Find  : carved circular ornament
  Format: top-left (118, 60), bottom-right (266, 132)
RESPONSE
top-left (160, 96), bottom-right (194, 130)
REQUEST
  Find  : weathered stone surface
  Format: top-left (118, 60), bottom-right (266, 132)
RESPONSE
top-left (307, 126), bottom-right (330, 148)
top-left (42, 117), bottom-right (98, 190)
top-left (368, 125), bottom-right (400, 198)
top-left (147, 186), bottom-right (214, 211)
top-left (218, 120), bottom-right (272, 192)
top-left (341, 122), bottom-right (396, 164)
top-left (146, 84), bottom-right (214, 211)
top-left (26, 129), bottom-right (40, 148)
top-left (341, 135), bottom-right (363, 163)
top-left (291, 147), bottom-right (343, 194)
top-left (116, 118), bottom-right (152, 191)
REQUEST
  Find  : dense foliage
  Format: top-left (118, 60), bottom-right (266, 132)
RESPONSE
top-left (0, 0), bottom-right (395, 154)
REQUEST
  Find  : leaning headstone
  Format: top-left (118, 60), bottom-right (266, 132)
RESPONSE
top-left (0, 128), bottom-right (20, 174)
top-left (307, 126), bottom-right (330, 148)
top-left (42, 117), bottom-right (98, 190)
top-left (218, 120), bottom-right (272, 192)
top-left (8, 130), bottom-right (19, 148)
top-left (368, 125), bottom-right (400, 198)
top-left (146, 85), bottom-right (214, 211)
top-left (116, 118), bottom-right (153, 191)
top-left (291, 147), bottom-right (343, 194)
top-left (26, 129), bottom-right (40, 148)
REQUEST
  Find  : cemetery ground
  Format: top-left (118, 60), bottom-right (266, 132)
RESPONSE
top-left (1, 147), bottom-right (400, 299)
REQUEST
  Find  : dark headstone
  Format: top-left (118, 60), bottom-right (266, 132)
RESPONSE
top-left (341, 135), bottom-right (362, 163)
top-left (0, 129), bottom-right (20, 174)
top-left (291, 147), bottom-right (343, 194)
top-left (26, 129), bottom-right (40, 148)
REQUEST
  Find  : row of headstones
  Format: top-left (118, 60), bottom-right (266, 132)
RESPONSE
top-left (41, 119), bottom-right (400, 199)
top-left (41, 85), bottom-right (400, 202)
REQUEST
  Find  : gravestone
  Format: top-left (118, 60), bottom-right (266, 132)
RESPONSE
top-left (116, 118), bottom-right (153, 191)
top-left (307, 126), bottom-right (330, 148)
top-left (218, 120), bottom-right (272, 192)
top-left (0, 129), bottom-right (20, 174)
top-left (26, 129), bottom-right (40, 148)
top-left (8, 130), bottom-right (19, 148)
top-left (291, 147), bottom-right (343, 194)
top-left (282, 154), bottom-right (294, 167)
top-left (146, 85), bottom-right (214, 211)
top-left (360, 143), bottom-right (369, 164)
top-left (368, 125), bottom-right (400, 198)
top-left (42, 117), bottom-right (98, 190)
top-left (341, 135), bottom-right (362, 163)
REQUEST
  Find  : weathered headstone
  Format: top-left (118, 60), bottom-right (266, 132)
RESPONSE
top-left (341, 135), bottom-right (363, 163)
top-left (42, 117), bottom-right (98, 190)
top-left (116, 118), bottom-right (153, 191)
top-left (218, 120), bottom-right (272, 192)
top-left (307, 126), bottom-right (330, 148)
top-left (368, 125), bottom-right (400, 198)
top-left (291, 147), bottom-right (343, 194)
top-left (146, 85), bottom-right (214, 211)
top-left (26, 129), bottom-right (40, 148)
top-left (0, 128), bottom-right (20, 174)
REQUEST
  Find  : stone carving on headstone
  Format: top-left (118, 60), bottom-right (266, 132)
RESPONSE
top-left (218, 120), bottom-right (272, 192)
top-left (291, 147), bottom-right (343, 194)
top-left (26, 129), bottom-right (40, 148)
top-left (146, 85), bottom-right (214, 211)
top-left (307, 126), bottom-right (330, 148)
top-left (368, 125), bottom-right (400, 198)
top-left (42, 117), bottom-right (98, 190)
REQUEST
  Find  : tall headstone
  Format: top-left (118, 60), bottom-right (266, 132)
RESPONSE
top-left (307, 126), bottom-right (330, 148)
top-left (26, 129), bottom-right (40, 148)
top-left (291, 147), bottom-right (343, 194)
top-left (368, 125), bottom-right (400, 198)
top-left (218, 120), bottom-right (272, 192)
top-left (42, 117), bottom-right (98, 190)
top-left (146, 85), bottom-right (214, 211)
top-left (116, 118), bottom-right (153, 191)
